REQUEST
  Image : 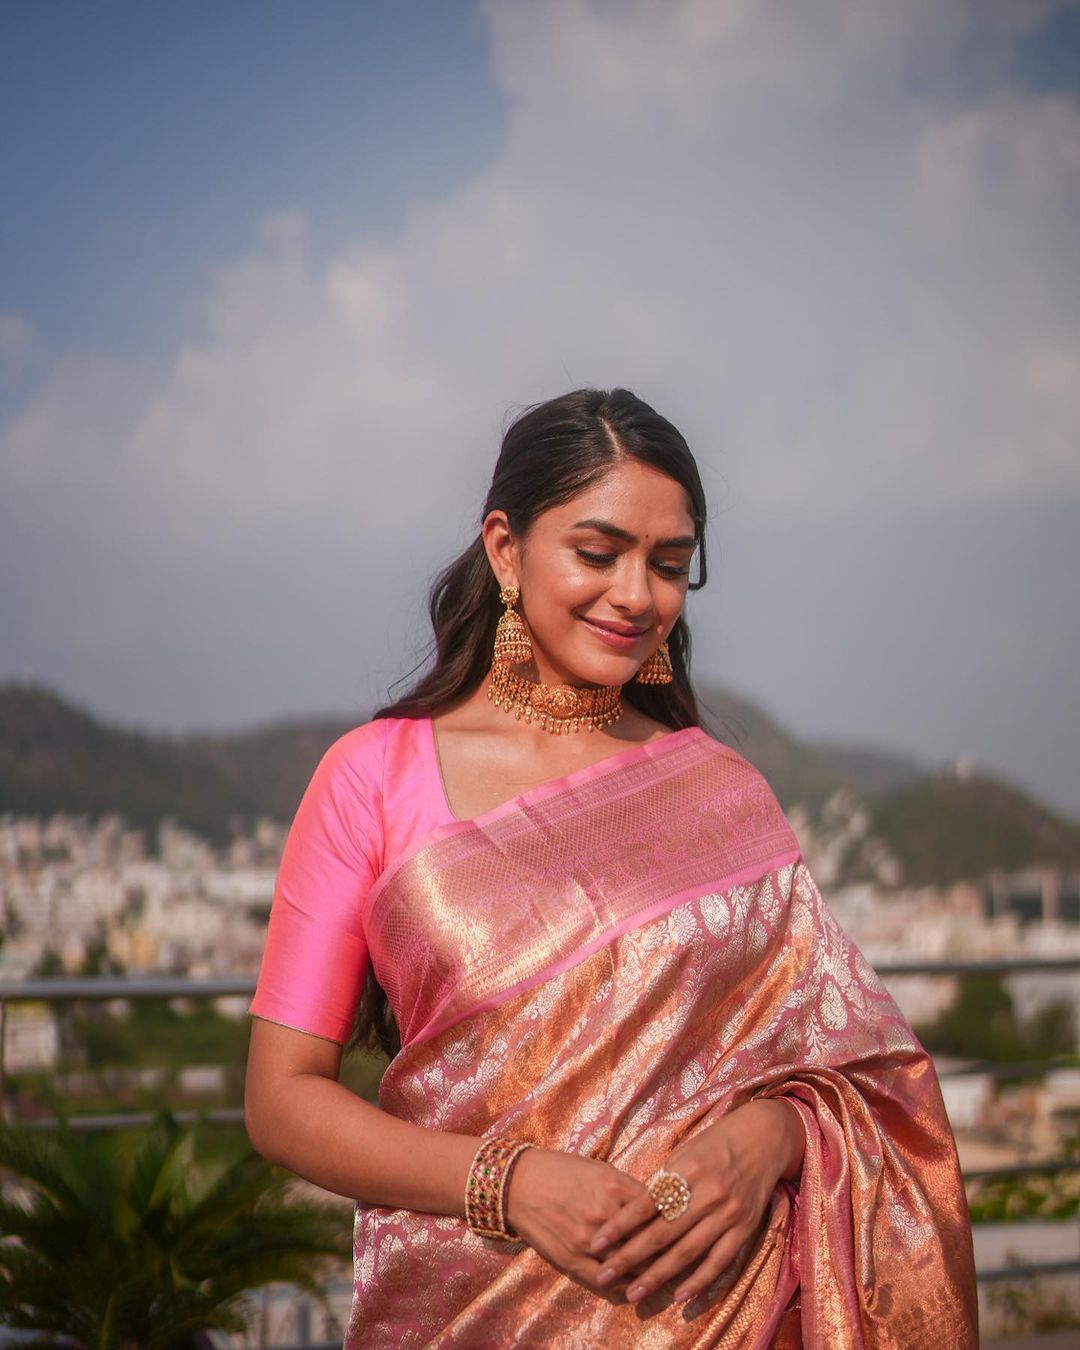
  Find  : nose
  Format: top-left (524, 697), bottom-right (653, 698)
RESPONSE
top-left (606, 554), bottom-right (654, 618)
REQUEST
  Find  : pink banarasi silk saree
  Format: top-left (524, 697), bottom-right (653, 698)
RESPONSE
top-left (328, 727), bottom-right (975, 1347)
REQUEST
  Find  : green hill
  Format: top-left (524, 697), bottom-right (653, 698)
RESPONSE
top-left (809, 741), bottom-right (925, 797)
top-left (2, 680), bottom-right (847, 838)
top-left (696, 684), bottom-right (848, 813)
top-left (0, 684), bottom-right (234, 842)
top-left (183, 715), bottom-right (356, 826)
top-left (0, 683), bottom-right (352, 844)
top-left (869, 772), bottom-right (1080, 886)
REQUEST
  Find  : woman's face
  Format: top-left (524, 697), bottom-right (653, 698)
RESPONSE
top-left (488, 458), bottom-right (698, 689)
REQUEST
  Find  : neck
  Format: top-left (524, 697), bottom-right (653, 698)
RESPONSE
top-left (520, 661), bottom-right (609, 692)
top-left (488, 661), bottom-right (623, 736)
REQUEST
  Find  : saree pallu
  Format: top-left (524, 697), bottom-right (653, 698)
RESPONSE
top-left (345, 731), bottom-right (977, 1348)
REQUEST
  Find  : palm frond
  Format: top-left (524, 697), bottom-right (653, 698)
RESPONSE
top-left (0, 1113), bottom-right (349, 1347)
top-left (0, 1243), bottom-right (101, 1336)
top-left (0, 1124), bottom-right (95, 1219)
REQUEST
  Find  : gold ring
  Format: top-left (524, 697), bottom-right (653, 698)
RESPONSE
top-left (647, 1169), bottom-right (691, 1221)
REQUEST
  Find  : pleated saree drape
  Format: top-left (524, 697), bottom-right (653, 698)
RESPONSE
top-left (344, 729), bottom-right (977, 1348)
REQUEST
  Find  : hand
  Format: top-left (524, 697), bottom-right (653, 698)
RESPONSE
top-left (504, 1147), bottom-right (650, 1295)
top-left (586, 1098), bottom-right (804, 1307)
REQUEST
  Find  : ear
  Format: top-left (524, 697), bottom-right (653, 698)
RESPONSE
top-left (481, 510), bottom-right (520, 590)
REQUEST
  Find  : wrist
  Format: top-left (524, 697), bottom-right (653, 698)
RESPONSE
top-left (465, 1136), bottom-right (534, 1240)
top-left (750, 1097), bottom-right (805, 1182)
top-left (772, 1098), bottom-right (806, 1180)
top-left (502, 1143), bottom-right (542, 1236)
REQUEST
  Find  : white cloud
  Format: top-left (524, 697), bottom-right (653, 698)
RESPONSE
top-left (1, 0), bottom-right (1078, 801)
top-left (6, 0), bottom-right (1077, 534)
top-left (0, 312), bottom-right (41, 389)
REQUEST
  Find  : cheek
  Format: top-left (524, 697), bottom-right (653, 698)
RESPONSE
top-left (524, 568), bottom-right (595, 626)
top-left (657, 588), bottom-right (688, 629)
top-left (545, 562), bottom-right (605, 605)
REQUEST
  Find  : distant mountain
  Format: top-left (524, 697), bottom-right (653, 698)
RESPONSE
top-left (0, 683), bottom-right (355, 844)
top-left (1, 680), bottom-right (1077, 884)
top-left (0, 683), bottom-right (231, 842)
top-left (809, 742), bottom-right (927, 798)
top-left (4, 680), bottom-right (853, 837)
top-left (696, 685), bottom-right (848, 812)
top-left (183, 716), bottom-right (356, 827)
top-left (868, 772), bottom-right (1080, 887)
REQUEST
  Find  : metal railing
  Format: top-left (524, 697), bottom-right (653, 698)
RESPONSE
top-left (7, 958), bottom-right (1079, 1109)
top-left (0, 973), bottom-right (256, 1117)
top-left (2, 961), bottom-right (1080, 1298)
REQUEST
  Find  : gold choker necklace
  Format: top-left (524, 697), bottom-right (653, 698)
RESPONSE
top-left (488, 661), bottom-right (623, 735)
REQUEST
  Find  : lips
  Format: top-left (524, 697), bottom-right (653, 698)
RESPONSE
top-left (586, 619), bottom-right (646, 637)
top-left (580, 616), bottom-right (648, 650)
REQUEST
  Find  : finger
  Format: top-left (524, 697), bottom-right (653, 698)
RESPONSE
top-left (568, 1256), bottom-right (624, 1290)
top-left (563, 1254), bottom-right (635, 1299)
top-left (588, 1189), bottom-right (661, 1257)
top-left (621, 1215), bottom-right (730, 1305)
top-left (672, 1226), bottom-right (755, 1305)
top-left (593, 1207), bottom-right (707, 1291)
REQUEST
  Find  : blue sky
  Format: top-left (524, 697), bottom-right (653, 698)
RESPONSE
top-left (2, 0), bottom-right (1079, 818)
top-left (1, 1), bottom-right (503, 356)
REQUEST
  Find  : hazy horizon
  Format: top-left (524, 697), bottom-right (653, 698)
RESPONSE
top-left (8, 670), bottom-right (1079, 828)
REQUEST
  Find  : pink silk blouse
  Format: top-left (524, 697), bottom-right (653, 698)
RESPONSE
top-left (248, 716), bottom-right (456, 1043)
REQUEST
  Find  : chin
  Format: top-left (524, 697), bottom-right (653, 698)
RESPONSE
top-left (564, 653), bottom-right (639, 689)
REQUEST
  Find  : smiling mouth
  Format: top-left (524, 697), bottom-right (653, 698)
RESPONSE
top-left (586, 619), bottom-right (646, 636)
top-left (581, 617), bottom-right (648, 644)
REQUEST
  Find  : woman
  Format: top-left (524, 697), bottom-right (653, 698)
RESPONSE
top-left (245, 388), bottom-right (977, 1347)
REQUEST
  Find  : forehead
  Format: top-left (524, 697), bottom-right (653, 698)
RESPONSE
top-left (543, 460), bottom-right (696, 534)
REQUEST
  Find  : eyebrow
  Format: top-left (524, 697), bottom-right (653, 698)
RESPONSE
top-left (571, 518), bottom-right (697, 550)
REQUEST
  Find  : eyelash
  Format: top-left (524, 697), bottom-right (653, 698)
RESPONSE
top-left (575, 549), bottom-right (691, 578)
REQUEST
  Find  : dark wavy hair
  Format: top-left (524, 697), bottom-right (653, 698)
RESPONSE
top-left (352, 387), bottom-right (709, 1057)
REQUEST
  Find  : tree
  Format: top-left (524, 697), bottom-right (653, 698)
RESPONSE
top-left (916, 975), bottom-right (1077, 1063)
top-left (0, 1112), bottom-right (349, 1348)
top-left (916, 974), bottom-right (1027, 1062)
top-left (1024, 999), bottom-right (1076, 1059)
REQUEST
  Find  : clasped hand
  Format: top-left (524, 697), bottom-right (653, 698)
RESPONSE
top-left (505, 1099), bottom-right (803, 1307)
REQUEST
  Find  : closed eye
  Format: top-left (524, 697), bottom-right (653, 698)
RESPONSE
top-left (576, 548), bottom-right (691, 578)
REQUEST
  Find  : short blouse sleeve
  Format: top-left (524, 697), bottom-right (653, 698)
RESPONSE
top-left (248, 720), bottom-right (386, 1044)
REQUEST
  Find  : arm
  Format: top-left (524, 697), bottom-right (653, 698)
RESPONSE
top-left (244, 1016), bottom-right (650, 1289)
top-left (245, 1017), bottom-right (478, 1214)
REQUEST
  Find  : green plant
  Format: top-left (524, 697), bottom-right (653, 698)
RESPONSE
top-left (966, 1137), bottom-right (1080, 1223)
top-left (915, 974), bottom-right (1077, 1064)
top-left (0, 1111), bottom-right (349, 1349)
top-left (967, 1168), bottom-right (1080, 1223)
top-left (985, 1276), bottom-right (1080, 1336)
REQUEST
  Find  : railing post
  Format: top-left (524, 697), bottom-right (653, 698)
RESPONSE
top-left (0, 996), bottom-right (8, 1123)
top-left (296, 1296), bottom-right (311, 1344)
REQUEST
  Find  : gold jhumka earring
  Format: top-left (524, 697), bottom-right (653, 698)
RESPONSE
top-left (487, 583), bottom-right (623, 734)
top-left (635, 639), bottom-right (673, 685)
top-left (492, 584), bottom-right (533, 665)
